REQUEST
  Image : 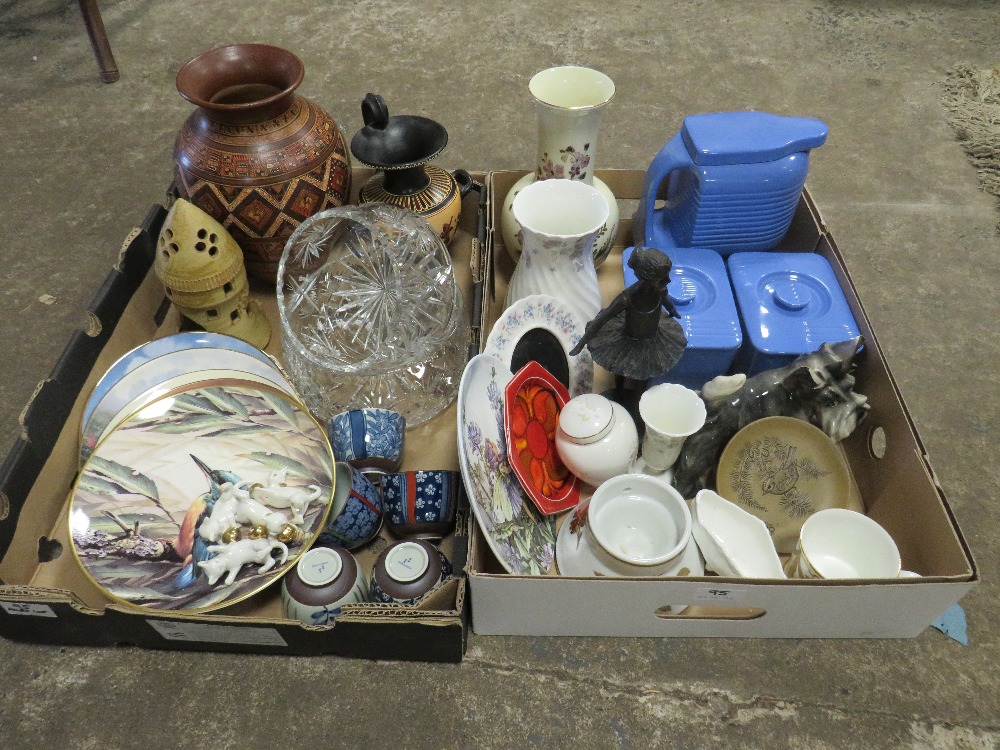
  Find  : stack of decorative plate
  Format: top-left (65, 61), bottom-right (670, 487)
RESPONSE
top-left (80, 332), bottom-right (297, 464)
top-left (71, 332), bottom-right (335, 613)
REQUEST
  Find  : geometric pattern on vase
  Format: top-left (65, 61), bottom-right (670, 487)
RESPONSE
top-left (178, 151), bottom-right (348, 225)
top-left (174, 97), bottom-right (352, 282)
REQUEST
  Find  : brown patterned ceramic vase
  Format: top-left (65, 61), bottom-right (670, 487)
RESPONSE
top-left (173, 44), bottom-right (352, 282)
top-left (350, 94), bottom-right (470, 246)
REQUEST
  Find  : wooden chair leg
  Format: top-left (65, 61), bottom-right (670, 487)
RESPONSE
top-left (78, 0), bottom-right (119, 83)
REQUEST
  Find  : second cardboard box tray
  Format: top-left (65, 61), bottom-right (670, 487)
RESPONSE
top-left (465, 169), bottom-right (978, 639)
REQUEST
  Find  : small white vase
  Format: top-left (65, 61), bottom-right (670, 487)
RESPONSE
top-left (501, 65), bottom-right (618, 266)
top-left (505, 179), bottom-right (608, 325)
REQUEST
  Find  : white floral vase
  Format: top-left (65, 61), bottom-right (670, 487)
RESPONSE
top-left (501, 65), bottom-right (618, 267)
top-left (505, 179), bottom-right (609, 325)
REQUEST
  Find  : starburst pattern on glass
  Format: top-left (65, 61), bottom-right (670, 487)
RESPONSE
top-left (277, 204), bottom-right (467, 426)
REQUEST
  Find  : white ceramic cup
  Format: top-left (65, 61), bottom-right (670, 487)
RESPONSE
top-left (584, 473), bottom-right (693, 576)
top-left (637, 383), bottom-right (707, 471)
top-left (786, 508), bottom-right (901, 579)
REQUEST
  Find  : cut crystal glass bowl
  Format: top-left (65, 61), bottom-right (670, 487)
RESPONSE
top-left (277, 203), bottom-right (468, 426)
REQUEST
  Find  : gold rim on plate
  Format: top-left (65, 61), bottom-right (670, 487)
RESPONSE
top-left (69, 380), bottom-right (335, 615)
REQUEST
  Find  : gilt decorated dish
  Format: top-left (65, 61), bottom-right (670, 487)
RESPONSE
top-left (70, 382), bottom-right (334, 613)
top-left (81, 340), bottom-right (294, 464)
top-left (83, 332), bottom-right (275, 428)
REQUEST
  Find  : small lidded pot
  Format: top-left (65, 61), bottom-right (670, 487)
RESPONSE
top-left (281, 545), bottom-right (368, 626)
top-left (555, 393), bottom-right (638, 487)
top-left (370, 539), bottom-right (452, 605)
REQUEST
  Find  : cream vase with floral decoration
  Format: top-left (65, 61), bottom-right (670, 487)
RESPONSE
top-left (505, 179), bottom-right (609, 326)
top-left (500, 65), bottom-right (618, 266)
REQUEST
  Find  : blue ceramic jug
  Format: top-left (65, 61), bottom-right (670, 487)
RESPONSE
top-left (635, 111), bottom-right (828, 256)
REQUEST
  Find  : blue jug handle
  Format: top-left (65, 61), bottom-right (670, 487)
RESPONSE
top-left (638, 133), bottom-right (692, 244)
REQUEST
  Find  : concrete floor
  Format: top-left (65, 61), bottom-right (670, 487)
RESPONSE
top-left (1, 0), bottom-right (999, 747)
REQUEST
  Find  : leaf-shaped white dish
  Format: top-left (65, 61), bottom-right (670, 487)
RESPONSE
top-left (691, 489), bottom-right (786, 578)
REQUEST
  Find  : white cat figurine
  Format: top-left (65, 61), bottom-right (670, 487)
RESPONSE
top-left (198, 481), bottom-right (252, 543)
top-left (197, 538), bottom-right (289, 586)
top-left (250, 481), bottom-right (325, 524)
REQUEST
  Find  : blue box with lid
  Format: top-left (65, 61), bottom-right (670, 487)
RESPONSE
top-left (727, 251), bottom-right (861, 376)
top-left (622, 246), bottom-right (742, 390)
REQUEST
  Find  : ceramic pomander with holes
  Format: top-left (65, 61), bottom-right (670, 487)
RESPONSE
top-left (155, 198), bottom-right (271, 349)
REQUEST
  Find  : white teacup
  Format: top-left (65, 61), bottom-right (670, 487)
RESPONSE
top-left (580, 473), bottom-right (693, 576)
top-left (638, 383), bottom-right (707, 471)
top-left (785, 508), bottom-right (901, 579)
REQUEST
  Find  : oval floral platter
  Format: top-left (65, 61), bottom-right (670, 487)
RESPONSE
top-left (457, 353), bottom-right (556, 575)
top-left (483, 294), bottom-right (594, 398)
top-left (69, 381), bottom-right (334, 613)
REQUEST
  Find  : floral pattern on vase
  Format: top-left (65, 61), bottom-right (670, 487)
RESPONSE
top-left (502, 66), bottom-right (617, 266)
top-left (538, 143), bottom-right (593, 181)
top-left (505, 179), bottom-right (608, 325)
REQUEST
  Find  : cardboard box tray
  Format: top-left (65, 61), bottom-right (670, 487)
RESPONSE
top-left (466, 169), bottom-right (979, 639)
top-left (0, 169), bottom-right (491, 661)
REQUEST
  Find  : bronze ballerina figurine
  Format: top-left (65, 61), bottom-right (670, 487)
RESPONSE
top-left (569, 246), bottom-right (688, 398)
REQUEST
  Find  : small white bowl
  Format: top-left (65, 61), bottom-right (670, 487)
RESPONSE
top-left (556, 474), bottom-right (703, 578)
top-left (691, 489), bottom-right (785, 579)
